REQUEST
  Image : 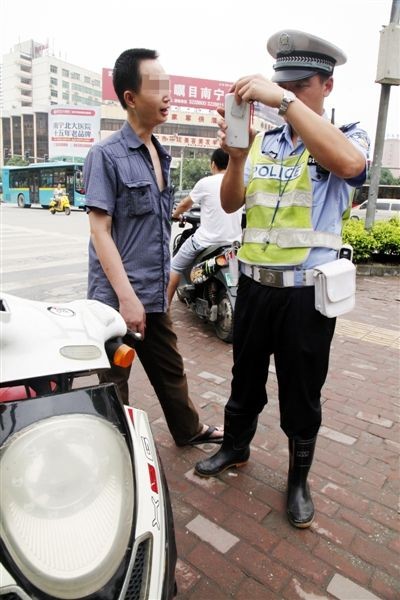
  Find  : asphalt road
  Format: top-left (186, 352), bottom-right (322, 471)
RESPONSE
top-left (1, 203), bottom-right (186, 302)
top-left (1, 204), bottom-right (90, 301)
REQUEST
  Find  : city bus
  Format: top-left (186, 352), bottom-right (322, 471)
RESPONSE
top-left (1, 162), bottom-right (85, 209)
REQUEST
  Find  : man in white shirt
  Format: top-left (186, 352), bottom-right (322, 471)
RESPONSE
top-left (167, 148), bottom-right (243, 306)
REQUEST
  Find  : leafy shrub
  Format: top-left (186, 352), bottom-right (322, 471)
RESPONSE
top-left (343, 217), bottom-right (400, 263)
top-left (342, 219), bottom-right (376, 263)
top-left (371, 218), bottom-right (400, 259)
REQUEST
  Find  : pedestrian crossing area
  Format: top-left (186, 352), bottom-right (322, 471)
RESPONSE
top-left (1, 223), bottom-right (88, 302)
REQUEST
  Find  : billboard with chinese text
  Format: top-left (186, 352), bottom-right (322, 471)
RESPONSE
top-left (102, 69), bottom-right (232, 111)
top-left (48, 106), bottom-right (101, 160)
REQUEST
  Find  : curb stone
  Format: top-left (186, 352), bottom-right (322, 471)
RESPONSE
top-left (356, 263), bottom-right (400, 276)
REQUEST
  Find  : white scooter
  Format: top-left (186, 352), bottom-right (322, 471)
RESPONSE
top-left (0, 293), bottom-right (177, 600)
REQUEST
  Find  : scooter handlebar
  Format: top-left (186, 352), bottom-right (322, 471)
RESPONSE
top-left (181, 210), bottom-right (200, 226)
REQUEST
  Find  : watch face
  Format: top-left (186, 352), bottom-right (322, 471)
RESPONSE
top-left (284, 91), bottom-right (295, 102)
top-left (278, 92), bottom-right (295, 116)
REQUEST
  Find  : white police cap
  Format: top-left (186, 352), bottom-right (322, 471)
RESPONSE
top-left (267, 30), bottom-right (347, 83)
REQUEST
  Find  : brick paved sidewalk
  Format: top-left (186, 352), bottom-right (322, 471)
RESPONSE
top-left (128, 275), bottom-right (400, 600)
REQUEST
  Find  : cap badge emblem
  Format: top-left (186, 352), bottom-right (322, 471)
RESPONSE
top-left (278, 33), bottom-right (293, 54)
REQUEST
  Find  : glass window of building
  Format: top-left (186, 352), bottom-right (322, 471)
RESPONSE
top-left (23, 114), bottom-right (34, 160)
top-left (101, 119), bottom-right (124, 131)
top-left (50, 65), bottom-right (58, 74)
top-left (12, 116), bottom-right (22, 157)
top-left (2, 118), bottom-right (12, 154)
top-left (36, 113), bottom-right (48, 159)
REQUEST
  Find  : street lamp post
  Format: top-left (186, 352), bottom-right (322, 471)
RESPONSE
top-left (179, 147), bottom-right (184, 191)
top-left (365, 0), bottom-right (400, 230)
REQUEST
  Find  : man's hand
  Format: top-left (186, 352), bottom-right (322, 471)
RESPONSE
top-left (119, 296), bottom-right (146, 339)
top-left (230, 74), bottom-right (283, 109)
top-left (172, 214), bottom-right (186, 224)
top-left (216, 107), bottom-right (256, 159)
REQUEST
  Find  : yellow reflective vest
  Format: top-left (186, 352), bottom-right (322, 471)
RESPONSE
top-left (238, 134), bottom-right (342, 267)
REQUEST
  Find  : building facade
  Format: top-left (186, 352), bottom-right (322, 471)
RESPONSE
top-left (382, 136), bottom-right (400, 178)
top-left (2, 40), bottom-right (101, 111)
top-left (1, 39), bottom-right (280, 168)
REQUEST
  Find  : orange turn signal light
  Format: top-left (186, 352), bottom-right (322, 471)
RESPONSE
top-left (216, 254), bottom-right (228, 267)
top-left (113, 344), bottom-right (135, 368)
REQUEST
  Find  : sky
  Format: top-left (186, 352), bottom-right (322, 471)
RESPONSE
top-left (1, 0), bottom-right (399, 150)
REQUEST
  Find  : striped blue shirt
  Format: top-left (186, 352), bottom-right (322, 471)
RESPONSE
top-left (84, 121), bottom-right (173, 312)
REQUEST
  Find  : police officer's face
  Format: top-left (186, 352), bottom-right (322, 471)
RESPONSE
top-left (280, 75), bottom-right (333, 115)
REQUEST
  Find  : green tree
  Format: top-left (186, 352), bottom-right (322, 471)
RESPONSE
top-left (368, 167), bottom-right (400, 185)
top-left (171, 155), bottom-right (212, 191)
top-left (4, 156), bottom-right (29, 166)
top-left (379, 167), bottom-right (400, 185)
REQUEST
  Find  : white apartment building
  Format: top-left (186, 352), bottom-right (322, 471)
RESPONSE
top-left (2, 40), bottom-right (101, 111)
top-left (0, 64), bottom-right (3, 109)
top-left (382, 136), bottom-right (400, 177)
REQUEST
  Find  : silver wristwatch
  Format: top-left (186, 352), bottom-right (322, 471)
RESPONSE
top-left (278, 91), bottom-right (296, 116)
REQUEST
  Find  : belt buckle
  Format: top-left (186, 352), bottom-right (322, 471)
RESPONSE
top-left (258, 268), bottom-right (284, 287)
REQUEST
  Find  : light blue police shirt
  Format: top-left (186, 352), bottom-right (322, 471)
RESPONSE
top-left (244, 119), bottom-right (370, 269)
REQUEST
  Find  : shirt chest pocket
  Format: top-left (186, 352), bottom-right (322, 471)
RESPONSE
top-left (124, 181), bottom-right (154, 217)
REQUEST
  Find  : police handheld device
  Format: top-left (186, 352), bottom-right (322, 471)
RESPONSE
top-left (224, 93), bottom-right (251, 148)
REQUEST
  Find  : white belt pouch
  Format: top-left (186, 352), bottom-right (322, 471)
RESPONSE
top-left (313, 258), bottom-right (356, 318)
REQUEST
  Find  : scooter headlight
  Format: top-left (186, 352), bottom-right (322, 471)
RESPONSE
top-left (0, 414), bottom-right (134, 599)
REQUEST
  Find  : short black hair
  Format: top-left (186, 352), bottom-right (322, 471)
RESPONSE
top-left (211, 148), bottom-right (229, 170)
top-left (113, 48), bottom-right (159, 109)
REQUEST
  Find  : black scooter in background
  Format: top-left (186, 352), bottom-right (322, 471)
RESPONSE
top-left (172, 206), bottom-right (240, 343)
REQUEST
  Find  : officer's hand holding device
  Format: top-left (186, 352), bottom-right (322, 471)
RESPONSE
top-left (224, 93), bottom-right (251, 148)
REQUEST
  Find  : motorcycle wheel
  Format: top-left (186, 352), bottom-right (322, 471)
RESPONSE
top-left (50, 208), bottom-right (56, 214)
top-left (65, 206), bottom-right (71, 215)
top-left (214, 291), bottom-right (234, 343)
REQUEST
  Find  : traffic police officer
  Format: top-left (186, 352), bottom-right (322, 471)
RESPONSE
top-left (194, 30), bottom-right (370, 528)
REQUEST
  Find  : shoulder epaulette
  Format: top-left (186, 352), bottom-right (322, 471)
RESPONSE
top-left (339, 122), bottom-right (360, 133)
top-left (263, 125), bottom-right (285, 136)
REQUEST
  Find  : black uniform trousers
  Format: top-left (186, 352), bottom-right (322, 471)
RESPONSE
top-left (226, 274), bottom-right (336, 440)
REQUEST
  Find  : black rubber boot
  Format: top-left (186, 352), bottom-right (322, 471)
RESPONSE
top-left (194, 410), bottom-right (258, 477)
top-left (287, 437), bottom-right (317, 528)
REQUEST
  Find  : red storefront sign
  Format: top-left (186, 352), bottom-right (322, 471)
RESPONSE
top-left (102, 69), bottom-right (232, 111)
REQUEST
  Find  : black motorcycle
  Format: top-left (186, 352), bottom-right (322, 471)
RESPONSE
top-left (172, 207), bottom-right (240, 343)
